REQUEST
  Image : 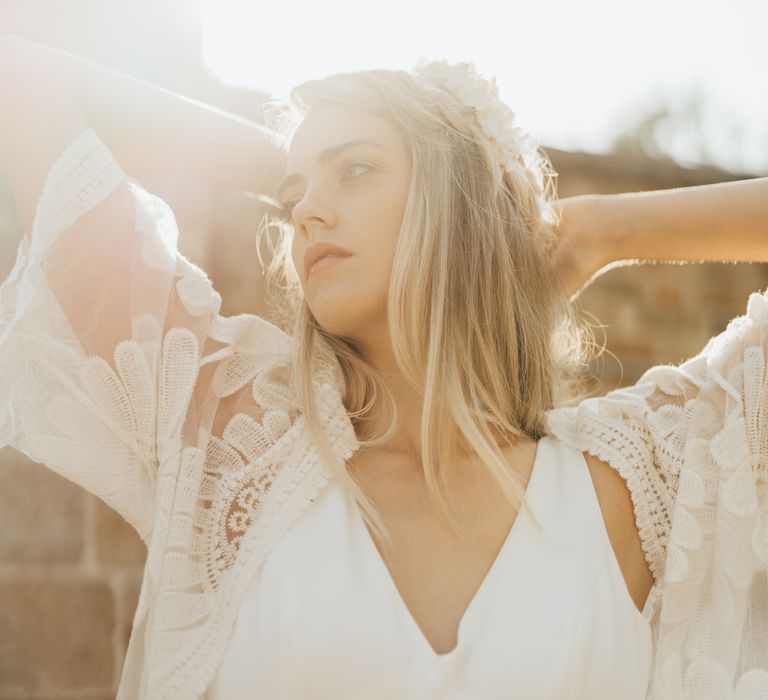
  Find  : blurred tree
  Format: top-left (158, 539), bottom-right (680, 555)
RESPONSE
top-left (608, 85), bottom-right (767, 176)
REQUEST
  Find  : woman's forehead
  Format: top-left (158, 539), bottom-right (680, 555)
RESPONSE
top-left (287, 106), bottom-right (397, 157)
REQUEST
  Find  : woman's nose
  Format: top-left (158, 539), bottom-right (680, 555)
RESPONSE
top-left (293, 193), bottom-right (336, 233)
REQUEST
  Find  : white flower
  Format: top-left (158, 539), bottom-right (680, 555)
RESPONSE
top-left (482, 101), bottom-right (512, 142)
top-left (413, 58), bottom-right (540, 188)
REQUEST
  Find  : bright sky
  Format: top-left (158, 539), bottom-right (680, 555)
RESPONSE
top-left (200, 0), bottom-right (768, 175)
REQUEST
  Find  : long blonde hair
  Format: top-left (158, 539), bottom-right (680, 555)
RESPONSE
top-left (255, 67), bottom-right (599, 556)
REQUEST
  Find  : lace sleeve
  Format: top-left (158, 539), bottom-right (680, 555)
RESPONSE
top-left (0, 127), bottom-right (227, 544)
top-left (543, 358), bottom-right (697, 588)
top-left (545, 289), bottom-right (768, 698)
top-left (545, 291), bottom-right (768, 586)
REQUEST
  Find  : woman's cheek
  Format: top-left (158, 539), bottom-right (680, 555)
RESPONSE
top-left (366, 262), bottom-right (393, 318)
top-left (323, 265), bottom-right (388, 332)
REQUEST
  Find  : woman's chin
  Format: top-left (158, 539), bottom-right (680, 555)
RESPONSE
top-left (307, 285), bottom-right (380, 339)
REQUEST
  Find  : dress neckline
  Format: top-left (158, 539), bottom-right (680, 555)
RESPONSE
top-left (349, 436), bottom-right (547, 661)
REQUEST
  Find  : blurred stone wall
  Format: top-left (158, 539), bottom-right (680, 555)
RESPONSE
top-left (1, 2), bottom-right (767, 698)
top-left (549, 146), bottom-right (768, 391)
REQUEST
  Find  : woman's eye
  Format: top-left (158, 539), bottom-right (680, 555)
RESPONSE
top-left (342, 161), bottom-right (373, 179)
top-left (276, 162), bottom-right (374, 223)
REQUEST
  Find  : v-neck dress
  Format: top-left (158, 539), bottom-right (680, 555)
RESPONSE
top-left (207, 435), bottom-right (654, 699)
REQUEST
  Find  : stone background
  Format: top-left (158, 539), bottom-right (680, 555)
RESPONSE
top-left (1, 1), bottom-right (767, 698)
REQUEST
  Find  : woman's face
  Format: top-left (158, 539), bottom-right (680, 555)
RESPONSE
top-left (282, 104), bottom-right (412, 342)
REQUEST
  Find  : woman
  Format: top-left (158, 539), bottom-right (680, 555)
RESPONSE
top-left (0, 35), bottom-right (766, 700)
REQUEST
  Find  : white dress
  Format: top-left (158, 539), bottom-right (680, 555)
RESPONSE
top-left (208, 435), bottom-right (653, 699)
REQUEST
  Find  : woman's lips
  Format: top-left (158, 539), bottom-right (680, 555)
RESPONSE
top-left (308, 253), bottom-right (352, 277)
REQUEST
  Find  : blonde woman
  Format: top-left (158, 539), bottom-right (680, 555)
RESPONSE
top-left (0, 35), bottom-right (766, 700)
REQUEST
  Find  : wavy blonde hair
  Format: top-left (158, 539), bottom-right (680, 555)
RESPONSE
top-left (255, 67), bottom-right (599, 556)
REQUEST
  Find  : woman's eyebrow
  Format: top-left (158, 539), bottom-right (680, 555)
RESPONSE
top-left (278, 138), bottom-right (390, 199)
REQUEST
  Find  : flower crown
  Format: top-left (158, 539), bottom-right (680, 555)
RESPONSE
top-left (411, 58), bottom-right (554, 221)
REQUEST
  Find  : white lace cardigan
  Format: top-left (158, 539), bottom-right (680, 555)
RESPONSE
top-left (0, 127), bottom-right (766, 700)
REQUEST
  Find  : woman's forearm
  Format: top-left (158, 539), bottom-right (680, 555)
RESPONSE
top-left (4, 35), bottom-right (286, 197)
top-left (600, 176), bottom-right (768, 265)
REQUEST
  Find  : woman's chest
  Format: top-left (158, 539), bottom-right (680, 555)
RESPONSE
top-left (345, 441), bottom-right (539, 655)
top-left (346, 440), bottom-right (655, 653)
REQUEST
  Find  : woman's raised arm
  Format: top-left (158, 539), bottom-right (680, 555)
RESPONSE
top-left (600, 176), bottom-right (768, 266)
top-left (548, 176), bottom-right (768, 300)
top-left (0, 34), bottom-right (286, 237)
top-left (0, 35), bottom-right (292, 544)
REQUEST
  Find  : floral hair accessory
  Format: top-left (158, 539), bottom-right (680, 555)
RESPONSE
top-left (411, 58), bottom-right (555, 222)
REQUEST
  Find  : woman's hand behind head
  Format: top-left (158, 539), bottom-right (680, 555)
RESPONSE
top-left (546, 195), bottom-right (615, 303)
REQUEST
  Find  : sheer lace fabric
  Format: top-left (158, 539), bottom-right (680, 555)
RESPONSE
top-left (0, 127), bottom-right (765, 699)
top-left (0, 128), bottom-right (357, 698)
